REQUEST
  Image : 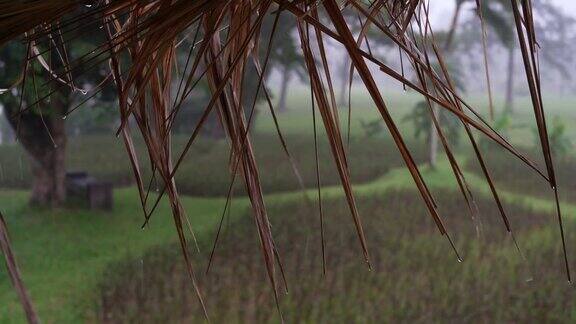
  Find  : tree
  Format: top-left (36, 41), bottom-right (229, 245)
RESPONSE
top-left (261, 14), bottom-right (305, 113)
top-left (421, 0), bottom-right (465, 168)
top-left (0, 25), bottom-right (111, 206)
top-left (458, 0), bottom-right (575, 113)
top-left (1, 42), bottom-right (69, 206)
top-left (172, 13), bottom-right (304, 138)
top-left (421, 0), bottom-right (574, 168)
top-left (336, 10), bottom-right (395, 108)
top-left (406, 60), bottom-right (466, 168)
top-left (467, 0), bottom-right (517, 113)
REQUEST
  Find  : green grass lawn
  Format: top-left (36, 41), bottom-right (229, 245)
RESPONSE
top-left (2, 91), bottom-right (576, 322)
top-left (0, 189), bottom-right (229, 322)
top-left (3, 154), bottom-right (576, 323)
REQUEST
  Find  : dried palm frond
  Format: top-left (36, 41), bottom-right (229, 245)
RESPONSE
top-left (0, 0), bottom-right (570, 320)
top-left (0, 212), bottom-right (39, 324)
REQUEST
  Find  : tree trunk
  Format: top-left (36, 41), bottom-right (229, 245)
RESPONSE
top-left (504, 46), bottom-right (515, 114)
top-left (428, 104), bottom-right (439, 169)
top-left (338, 54), bottom-right (351, 107)
top-left (28, 119), bottom-right (66, 206)
top-left (4, 100), bottom-right (68, 207)
top-left (277, 65), bottom-right (291, 113)
top-left (426, 2), bottom-right (463, 169)
top-left (443, 2), bottom-right (463, 54)
top-left (0, 108), bottom-right (17, 145)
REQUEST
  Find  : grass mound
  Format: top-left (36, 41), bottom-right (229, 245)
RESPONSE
top-left (0, 134), bottom-right (425, 196)
top-left (98, 189), bottom-right (575, 323)
top-left (465, 143), bottom-right (576, 202)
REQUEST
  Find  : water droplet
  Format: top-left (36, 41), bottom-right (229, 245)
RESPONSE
top-left (457, 257), bottom-right (463, 263)
top-left (62, 115), bottom-right (67, 120)
top-left (53, 144), bottom-right (58, 149)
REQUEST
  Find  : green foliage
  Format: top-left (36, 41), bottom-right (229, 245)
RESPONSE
top-left (532, 117), bottom-right (572, 158)
top-left (0, 41), bottom-right (65, 114)
top-left (170, 15), bottom-right (304, 133)
top-left (260, 13), bottom-right (305, 80)
top-left (478, 0), bottom-right (515, 48)
top-left (402, 59), bottom-right (465, 148)
top-left (64, 103), bottom-right (119, 135)
top-left (359, 118), bottom-right (384, 138)
top-left (403, 101), bottom-right (462, 148)
top-left (0, 25), bottom-right (116, 131)
top-left (478, 110), bottom-right (512, 150)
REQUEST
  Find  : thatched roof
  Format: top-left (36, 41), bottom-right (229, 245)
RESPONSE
top-left (0, 1), bottom-right (569, 321)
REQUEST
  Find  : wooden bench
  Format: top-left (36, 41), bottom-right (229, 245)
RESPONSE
top-left (66, 172), bottom-right (113, 210)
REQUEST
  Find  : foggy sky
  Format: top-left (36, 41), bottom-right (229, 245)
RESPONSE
top-left (430, 0), bottom-right (576, 29)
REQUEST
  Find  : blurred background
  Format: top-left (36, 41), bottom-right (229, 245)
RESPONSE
top-left (2, 1), bottom-right (576, 322)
